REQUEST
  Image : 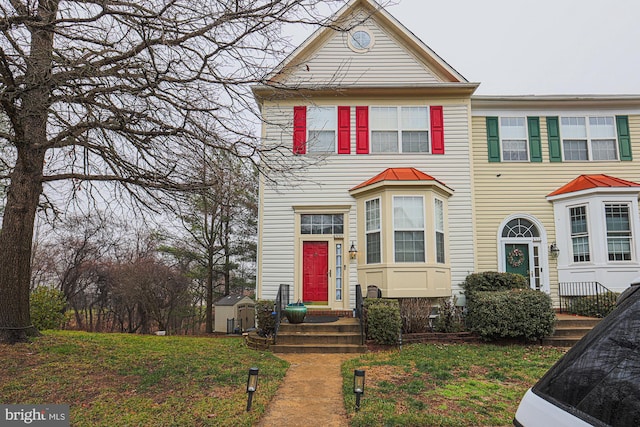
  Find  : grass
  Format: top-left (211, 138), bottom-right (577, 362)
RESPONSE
top-left (342, 343), bottom-right (567, 427)
top-left (0, 331), bottom-right (288, 427)
top-left (1, 332), bottom-right (567, 426)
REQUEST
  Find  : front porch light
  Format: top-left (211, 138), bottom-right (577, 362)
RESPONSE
top-left (353, 369), bottom-right (365, 411)
top-left (349, 241), bottom-right (358, 260)
top-left (549, 242), bottom-right (559, 259)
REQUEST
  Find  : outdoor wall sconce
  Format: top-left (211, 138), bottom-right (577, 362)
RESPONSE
top-left (349, 241), bottom-right (358, 260)
top-left (246, 367), bottom-right (259, 411)
top-left (353, 369), bottom-right (365, 412)
top-left (549, 242), bottom-right (559, 259)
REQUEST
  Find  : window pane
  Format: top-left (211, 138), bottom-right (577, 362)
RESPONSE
top-left (394, 231), bottom-right (425, 262)
top-left (365, 199), bottom-right (380, 231)
top-left (436, 232), bottom-right (445, 264)
top-left (370, 107), bottom-right (397, 130)
top-left (561, 117), bottom-right (587, 138)
top-left (371, 131), bottom-right (398, 152)
top-left (394, 197), bottom-right (424, 229)
top-left (563, 140), bottom-right (588, 161)
top-left (401, 106), bottom-right (428, 129)
top-left (300, 214), bottom-right (343, 235)
top-left (307, 106), bottom-right (336, 129)
top-left (366, 232), bottom-right (381, 264)
top-left (401, 131), bottom-right (429, 152)
top-left (502, 140), bottom-right (528, 161)
top-left (589, 116), bottom-right (615, 138)
top-left (308, 130), bottom-right (335, 152)
top-left (501, 117), bottom-right (527, 139)
top-left (591, 140), bottom-right (617, 161)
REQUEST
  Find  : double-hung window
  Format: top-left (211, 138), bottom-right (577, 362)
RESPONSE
top-left (500, 117), bottom-right (528, 161)
top-left (365, 198), bottom-right (381, 263)
top-left (307, 106), bottom-right (336, 153)
top-left (560, 116), bottom-right (618, 161)
top-left (570, 206), bottom-right (590, 262)
top-left (370, 107), bottom-right (429, 153)
top-left (435, 199), bottom-right (445, 263)
top-left (605, 204), bottom-right (632, 261)
top-left (393, 196), bottom-right (425, 262)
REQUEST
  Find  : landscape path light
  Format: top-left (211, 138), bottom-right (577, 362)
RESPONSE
top-left (353, 369), bottom-right (365, 412)
top-left (246, 367), bottom-right (259, 411)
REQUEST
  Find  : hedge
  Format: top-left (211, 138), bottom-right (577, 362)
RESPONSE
top-left (30, 287), bottom-right (67, 330)
top-left (462, 271), bottom-right (528, 299)
top-left (466, 289), bottom-right (555, 341)
top-left (364, 298), bottom-right (401, 345)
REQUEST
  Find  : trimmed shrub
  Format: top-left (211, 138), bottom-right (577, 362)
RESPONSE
top-left (398, 298), bottom-right (434, 333)
top-left (569, 292), bottom-right (619, 318)
top-left (255, 300), bottom-right (276, 337)
top-left (433, 296), bottom-right (465, 333)
top-left (365, 299), bottom-right (401, 345)
top-left (462, 271), bottom-right (528, 300)
top-left (30, 287), bottom-right (66, 330)
top-left (466, 289), bottom-right (555, 341)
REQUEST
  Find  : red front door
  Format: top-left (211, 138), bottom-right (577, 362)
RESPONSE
top-left (303, 241), bottom-right (329, 303)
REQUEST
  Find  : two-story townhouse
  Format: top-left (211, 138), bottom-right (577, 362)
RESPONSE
top-left (252, 0), bottom-right (478, 311)
top-left (472, 96), bottom-right (640, 303)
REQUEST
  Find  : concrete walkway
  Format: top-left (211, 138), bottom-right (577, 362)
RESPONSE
top-left (257, 353), bottom-right (357, 427)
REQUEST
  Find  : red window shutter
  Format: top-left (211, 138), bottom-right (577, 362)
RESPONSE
top-left (337, 106), bottom-right (350, 154)
top-left (293, 106), bottom-right (307, 154)
top-left (355, 106), bottom-right (369, 154)
top-left (430, 106), bottom-right (444, 154)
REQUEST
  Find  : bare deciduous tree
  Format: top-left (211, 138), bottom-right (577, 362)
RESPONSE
top-left (0, 0), bottom-right (342, 343)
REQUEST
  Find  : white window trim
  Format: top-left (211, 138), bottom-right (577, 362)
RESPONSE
top-left (392, 195), bottom-right (426, 263)
top-left (568, 204), bottom-right (591, 264)
top-left (560, 115), bottom-right (619, 162)
top-left (499, 116), bottom-right (529, 162)
top-left (370, 106), bottom-right (431, 154)
top-left (365, 197), bottom-right (382, 264)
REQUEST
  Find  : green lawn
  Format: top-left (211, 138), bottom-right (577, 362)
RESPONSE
top-left (1, 332), bottom-right (565, 426)
top-left (343, 343), bottom-right (567, 427)
top-left (0, 331), bottom-right (288, 426)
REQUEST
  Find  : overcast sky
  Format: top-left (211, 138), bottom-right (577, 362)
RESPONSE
top-left (289, 0), bottom-right (640, 96)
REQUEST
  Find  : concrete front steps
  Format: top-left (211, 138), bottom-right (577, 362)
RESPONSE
top-left (270, 317), bottom-right (367, 354)
top-left (541, 314), bottom-right (601, 347)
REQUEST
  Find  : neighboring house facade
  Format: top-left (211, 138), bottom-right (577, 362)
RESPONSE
top-left (472, 97), bottom-right (640, 301)
top-left (253, 0), bottom-right (640, 310)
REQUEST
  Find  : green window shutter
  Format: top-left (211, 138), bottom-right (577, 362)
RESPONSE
top-left (616, 115), bottom-right (632, 161)
top-left (546, 116), bottom-right (562, 162)
top-left (486, 117), bottom-right (500, 162)
top-left (527, 117), bottom-right (542, 162)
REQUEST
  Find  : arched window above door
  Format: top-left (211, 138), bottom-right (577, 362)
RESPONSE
top-left (502, 218), bottom-right (540, 238)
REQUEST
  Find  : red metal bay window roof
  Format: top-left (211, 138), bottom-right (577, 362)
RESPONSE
top-left (547, 174), bottom-right (640, 197)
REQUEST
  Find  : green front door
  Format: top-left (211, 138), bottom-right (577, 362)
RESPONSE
top-left (505, 244), bottom-right (529, 278)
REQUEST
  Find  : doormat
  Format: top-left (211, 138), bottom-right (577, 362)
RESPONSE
top-left (304, 316), bottom-right (339, 323)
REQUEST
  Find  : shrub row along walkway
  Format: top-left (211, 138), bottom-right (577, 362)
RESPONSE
top-left (257, 353), bottom-right (356, 427)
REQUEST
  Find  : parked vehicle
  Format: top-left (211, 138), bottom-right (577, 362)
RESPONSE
top-left (514, 280), bottom-right (640, 427)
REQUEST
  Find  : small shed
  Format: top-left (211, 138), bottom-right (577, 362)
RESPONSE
top-left (214, 295), bottom-right (255, 334)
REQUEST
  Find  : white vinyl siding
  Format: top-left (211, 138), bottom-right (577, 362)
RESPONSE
top-left (279, 13), bottom-right (443, 87)
top-left (259, 103), bottom-right (474, 300)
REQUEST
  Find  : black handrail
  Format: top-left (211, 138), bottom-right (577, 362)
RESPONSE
top-left (274, 284), bottom-right (290, 342)
top-left (558, 281), bottom-right (617, 317)
top-left (355, 283), bottom-right (365, 345)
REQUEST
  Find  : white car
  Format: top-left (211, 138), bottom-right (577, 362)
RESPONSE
top-left (514, 282), bottom-right (640, 427)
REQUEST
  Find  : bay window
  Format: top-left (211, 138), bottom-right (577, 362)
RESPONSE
top-left (570, 206), bottom-right (590, 262)
top-left (605, 204), bottom-right (632, 261)
top-left (365, 198), bottom-right (381, 264)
